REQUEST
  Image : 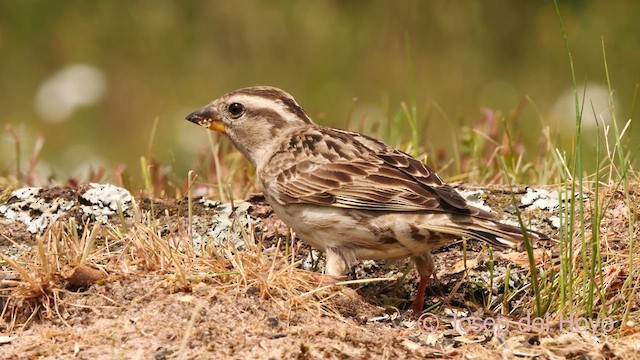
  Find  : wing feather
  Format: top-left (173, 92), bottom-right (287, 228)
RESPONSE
top-left (263, 127), bottom-right (487, 217)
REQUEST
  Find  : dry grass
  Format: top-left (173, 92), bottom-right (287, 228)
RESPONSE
top-left (1, 184), bottom-right (640, 358)
top-left (0, 200), bottom-right (390, 333)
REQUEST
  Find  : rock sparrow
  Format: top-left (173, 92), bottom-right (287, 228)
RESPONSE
top-left (186, 86), bottom-right (546, 312)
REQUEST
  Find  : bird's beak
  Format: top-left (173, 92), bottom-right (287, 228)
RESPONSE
top-left (185, 106), bottom-right (225, 133)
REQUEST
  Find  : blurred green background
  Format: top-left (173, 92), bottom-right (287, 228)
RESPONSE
top-left (1, 1), bottom-right (639, 187)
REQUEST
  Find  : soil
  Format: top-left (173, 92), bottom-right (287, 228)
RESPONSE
top-left (1, 184), bottom-right (639, 359)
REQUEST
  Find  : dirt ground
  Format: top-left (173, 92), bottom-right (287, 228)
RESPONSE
top-left (1, 184), bottom-right (639, 359)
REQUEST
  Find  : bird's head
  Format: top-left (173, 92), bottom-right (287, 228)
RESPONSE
top-left (186, 86), bottom-right (314, 168)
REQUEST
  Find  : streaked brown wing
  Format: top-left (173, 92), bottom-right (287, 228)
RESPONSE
top-left (265, 127), bottom-right (479, 215)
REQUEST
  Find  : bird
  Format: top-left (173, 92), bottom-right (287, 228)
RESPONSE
top-left (185, 86), bottom-right (547, 312)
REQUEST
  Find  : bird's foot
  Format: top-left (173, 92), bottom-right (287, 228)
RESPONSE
top-left (312, 273), bottom-right (342, 286)
top-left (410, 276), bottom-right (432, 314)
top-left (410, 298), bottom-right (425, 314)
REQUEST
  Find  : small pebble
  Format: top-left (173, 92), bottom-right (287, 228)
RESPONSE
top-left (266, 317), bottom-right (279, 328)
top-left (504, 205), bottom-right (516, 214)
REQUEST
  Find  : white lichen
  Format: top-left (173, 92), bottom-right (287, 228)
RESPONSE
top-left (199, 198), bottom-right (220, 208)
top-left (550, 216), bottom-right (561, 229)
top-left (80, 183), bottom-right (133, 223)
top-left (190, 200), bottom-right (257, 250)
top-left (521, 187), bottom-right (580, 211)
top-left (456, 189), bottom-right (492, 213)
top-left (302, 249), bottom-right (325, 272)
top-left (0, 187), bottom-right (74, 234)
top-left (520, 188), bottom-right (581, 229)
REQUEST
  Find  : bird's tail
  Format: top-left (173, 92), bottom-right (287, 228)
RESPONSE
top-left (427, 215), bottom-right (548, 249)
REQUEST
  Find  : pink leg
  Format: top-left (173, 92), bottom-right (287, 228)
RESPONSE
top-left (411, 252), bottom-right (436, 313)
top-left (411, 276), bottom-right (429, 313)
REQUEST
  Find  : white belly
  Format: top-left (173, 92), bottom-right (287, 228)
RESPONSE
top-left (266, 199), bottom-right (431, 260)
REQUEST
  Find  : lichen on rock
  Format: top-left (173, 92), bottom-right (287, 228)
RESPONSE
top-left (0, 187), bottom-right (74, 234)
top-left (79, 183), bottom-right (134, 223)
top-left (189, 199), bottom-right (258, 250)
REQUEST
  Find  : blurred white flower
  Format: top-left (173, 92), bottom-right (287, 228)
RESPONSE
top-left (35, 64), bottom-right (107, 123)
top-left (550, 83), bottom-right (616, 130)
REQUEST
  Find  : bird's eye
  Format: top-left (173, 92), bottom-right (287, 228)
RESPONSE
top-left (228, 103), bottom-right (244, 117)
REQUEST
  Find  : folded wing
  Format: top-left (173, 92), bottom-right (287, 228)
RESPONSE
top-left (264, 127), bottom-right (493, 219)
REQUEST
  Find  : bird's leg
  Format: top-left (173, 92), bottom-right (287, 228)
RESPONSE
top-left (313, 247), bottom-right (350, 285)
top-left (410, 252), bottom-right (436, 313)
top-left (412, 277), bottom-right (429, 313)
